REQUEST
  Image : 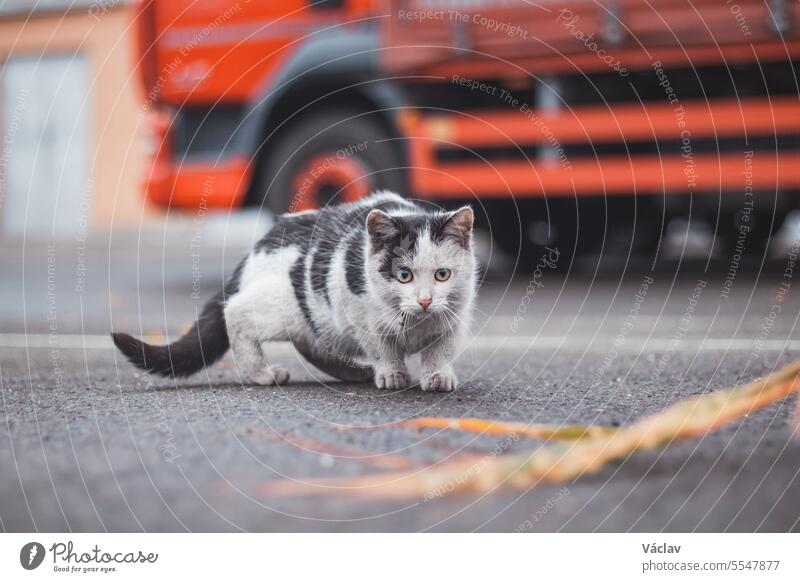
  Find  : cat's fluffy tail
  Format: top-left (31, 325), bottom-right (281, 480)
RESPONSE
top-left (112, 290), bottom-right (229, 378)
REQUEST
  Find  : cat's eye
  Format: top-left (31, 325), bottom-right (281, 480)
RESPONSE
top-left (435, 268), bottom-right (451, 282)
top-left (396, 268), bottom-right (413, 283)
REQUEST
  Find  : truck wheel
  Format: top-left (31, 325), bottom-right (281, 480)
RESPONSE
top-left (488, 198), bottom-right (605, 265)
top-left (708, 193), bottom-right (787, 256)
top-left (715, 209), bottom-right (782, 255)
top-left (254, 109), bottom-right (406, 213)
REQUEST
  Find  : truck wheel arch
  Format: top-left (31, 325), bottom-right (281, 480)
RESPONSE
top-left (234, 29), bottom-right (409, 206)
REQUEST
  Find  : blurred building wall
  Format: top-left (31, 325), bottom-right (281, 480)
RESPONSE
top-left (0, 2), bottom-right (151, 237)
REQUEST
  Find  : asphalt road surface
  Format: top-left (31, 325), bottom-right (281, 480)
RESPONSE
top-left (1, 235), bottom-right (799, 532)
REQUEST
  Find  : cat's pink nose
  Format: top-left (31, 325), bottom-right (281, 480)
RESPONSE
top-left (418, 298), bottom-right (432, 311)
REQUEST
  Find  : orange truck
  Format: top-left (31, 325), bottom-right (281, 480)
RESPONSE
top-left (135, 0), bottom-right (800, 255)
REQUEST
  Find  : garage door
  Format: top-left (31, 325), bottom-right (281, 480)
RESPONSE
top-left (1, 53), bottom-right (90, 236)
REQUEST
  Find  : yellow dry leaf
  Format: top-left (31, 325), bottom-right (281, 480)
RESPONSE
top-left (260, 361), bottom-right (800, 500)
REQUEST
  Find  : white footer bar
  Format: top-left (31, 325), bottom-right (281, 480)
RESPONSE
top-left (0, 533), bottom-right (796, 580)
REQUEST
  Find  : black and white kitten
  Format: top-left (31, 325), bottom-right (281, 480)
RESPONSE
top-left (113, 192), bottom-right (477, 392)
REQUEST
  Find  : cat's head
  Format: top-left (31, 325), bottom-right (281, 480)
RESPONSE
top-left (365, 206), bottom-right (476, 318)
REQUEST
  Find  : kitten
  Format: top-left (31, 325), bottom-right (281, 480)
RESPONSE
top-left (112, 192), bottom-right (477, 392)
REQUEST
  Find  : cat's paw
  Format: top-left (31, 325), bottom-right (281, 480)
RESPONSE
top-left (250, 365), bottom-right (290, 386)
top-left (420, 370), bottom-right (458, 393)
top-left (374, 367), bottom-right (411, 390)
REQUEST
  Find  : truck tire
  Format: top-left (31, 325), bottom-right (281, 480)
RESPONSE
top-left (488, 198), bottom-right (606, 265)
top-left (708, 193), bottom-right (787, 256)
top-left (254, 109), bottom-right (406, 213)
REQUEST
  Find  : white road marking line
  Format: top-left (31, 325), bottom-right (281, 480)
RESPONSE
top-left (0, 333), bottom-right (112, 349)
top-left (486, 315), bottom-right (727, 326)
top-left (469, 336), bottom-right (800, 352)
top-left (0, 333), bottom-right (798, 352)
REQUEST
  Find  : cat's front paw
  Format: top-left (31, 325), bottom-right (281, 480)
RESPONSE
top-left (249, 365), bottom-right (290, 386)
top-left (374, 367), bottom-right (411, 390)
top-left (420, 369), bottom-right (458, 392)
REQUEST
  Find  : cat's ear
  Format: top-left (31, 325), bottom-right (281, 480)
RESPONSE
top-left (366, 209), bottom-right (400, 250)
top-left (441, 206), bottom-right (474, 248)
